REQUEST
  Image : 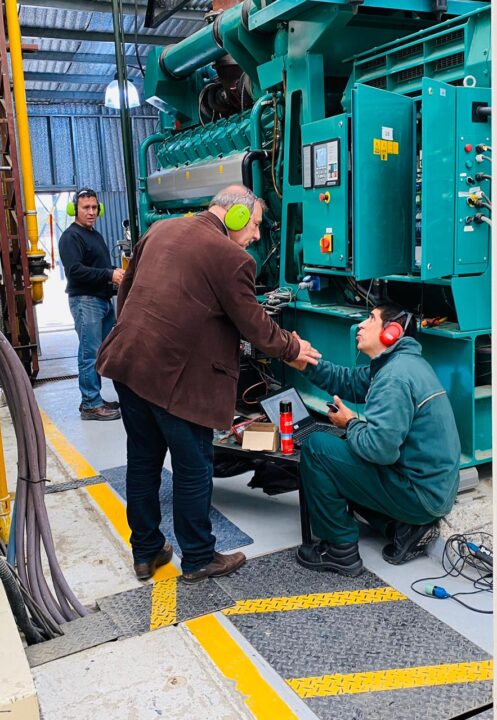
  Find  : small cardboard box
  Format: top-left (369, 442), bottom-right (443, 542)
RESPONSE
top-left (242, 423), bottom-right (279, 452)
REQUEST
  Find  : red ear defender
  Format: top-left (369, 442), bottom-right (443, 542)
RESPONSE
top-left (379, 321), bottom-right (404, 347)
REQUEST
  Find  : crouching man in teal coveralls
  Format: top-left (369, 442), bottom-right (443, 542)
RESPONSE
top-left (289, 304), bottom-right (461, 577)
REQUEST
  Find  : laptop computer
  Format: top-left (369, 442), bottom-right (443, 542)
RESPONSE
top-left (259, 386), bottom-right (343, 446)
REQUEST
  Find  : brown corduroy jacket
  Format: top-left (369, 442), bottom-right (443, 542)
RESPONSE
top-left (96, 212), bottom-right (299, 429)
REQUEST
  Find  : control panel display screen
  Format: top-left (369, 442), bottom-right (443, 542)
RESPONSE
top-left (312, 139), bottom-right (340, 187)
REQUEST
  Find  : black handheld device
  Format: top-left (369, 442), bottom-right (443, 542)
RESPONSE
top-left (326, 402), bottom-right (339, 413)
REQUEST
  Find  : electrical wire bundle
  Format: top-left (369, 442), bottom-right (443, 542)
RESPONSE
top-left (411, 532), bottom-right (493, 613)
top-left (260, 286), bottom-right (295, 315)
top-left (471, 142), bottom-right (492, 227)
top-left (0, 331), bottom-right (86, 643)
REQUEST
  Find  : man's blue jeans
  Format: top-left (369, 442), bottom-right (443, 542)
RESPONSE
top-left (69, 295), bottom-right (115, 409)
top-left (114, 381), bottom-right (216, 572)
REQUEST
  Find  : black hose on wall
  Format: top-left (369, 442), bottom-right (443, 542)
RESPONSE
top-left (0, 331), bottom-right (86, 641)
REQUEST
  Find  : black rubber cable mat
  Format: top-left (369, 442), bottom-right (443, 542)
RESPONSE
top-left (97, 577), bottom-right (235, 637)
top-left (34, 373), bottom-right (78, 385)
top-left (215, 548), bottom-right (493, 720)
top-left (26, 611), bottom-right (121, 667)
top-left (44, 475), bottom-right (105, 493)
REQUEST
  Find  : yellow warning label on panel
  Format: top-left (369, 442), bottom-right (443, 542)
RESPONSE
top-left (373, 137), bottom-right (400, 160)
top-left (185, 170), bottom-right (191, 180)
top-left (219, 164), bottom-right (224, 174)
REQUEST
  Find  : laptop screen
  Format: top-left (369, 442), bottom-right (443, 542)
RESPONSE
top-left (259, 387), bottom-right (311, 427)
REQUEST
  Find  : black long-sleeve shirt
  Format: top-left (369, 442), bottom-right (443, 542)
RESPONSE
top-left (59, 222), bottom-right (115, 300)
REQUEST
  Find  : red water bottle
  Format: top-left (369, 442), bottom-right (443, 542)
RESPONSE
top-left (279, 400), bottom-right (294, 455)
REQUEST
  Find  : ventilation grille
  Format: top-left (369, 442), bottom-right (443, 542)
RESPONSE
top-left (393, 65), bottom-right (424, 84)
top-left (396, 43), bottom-right (423, 59)
top-left (435, 52), bottom-right (464, 72)
top-left (360, 56), bottom-right (386, 72)
top-left (434, 28), bottom-right (464, 47)
top-left (366, 77), bottom-right (387, 89)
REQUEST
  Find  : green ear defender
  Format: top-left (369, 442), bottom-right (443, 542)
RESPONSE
top-left (67, 190), bottom-right (104, 217)
top-left (224, 203), bottom-right (251, 231)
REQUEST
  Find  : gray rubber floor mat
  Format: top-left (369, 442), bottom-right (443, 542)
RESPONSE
top-left (215, 548), bottom-right (493, 720)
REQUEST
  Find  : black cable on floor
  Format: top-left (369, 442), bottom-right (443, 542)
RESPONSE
top-left (411, 532), bottom-right (493, 614)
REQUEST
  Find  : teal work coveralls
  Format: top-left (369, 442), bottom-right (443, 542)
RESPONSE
top-left (301, 337), bottom-right (461, 544)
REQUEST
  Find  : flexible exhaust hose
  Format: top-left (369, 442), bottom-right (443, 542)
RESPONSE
top-left (0, 332), bottom-right (86, 636)
top-left (0, 555), bottom-right (44, 644)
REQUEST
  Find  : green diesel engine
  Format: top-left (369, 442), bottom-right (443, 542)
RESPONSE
top-left (140, 0), bottom-right (492, 474)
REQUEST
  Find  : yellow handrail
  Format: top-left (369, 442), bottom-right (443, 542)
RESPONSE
top-left (4, 0), bottom-right (46, 303)
top-left (0, 421), bottom-right (11, 544)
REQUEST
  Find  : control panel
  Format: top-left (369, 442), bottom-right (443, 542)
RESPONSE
top-left (303, 139), bottom-right (341, 188)
top-left (301, 116), bottom-right (349, 270)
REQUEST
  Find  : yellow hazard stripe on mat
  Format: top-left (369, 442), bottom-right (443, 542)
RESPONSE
top-left (287, 660), bottom-right (494, 698)
top-left (223, 587), bottom-right (407, 615)
top-left (187, 614), bottom-right (299, 720)
top-left (151, 577), bottom-right (177, 629)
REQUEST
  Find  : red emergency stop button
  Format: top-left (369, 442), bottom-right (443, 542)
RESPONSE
top-left (464, 144), bottom-right (473, 153)
top-left (320, 234), bottom-right (332, 253)
top-left (319, 191), bottom-right (331, 204)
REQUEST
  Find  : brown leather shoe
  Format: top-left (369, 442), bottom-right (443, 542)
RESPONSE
top-left (103, 400), bottom-right (120, 410)
top-left (181, 551), bottom-right (246, 585)
top-left (133, 544), bottom-right (174, 581)
top-left (80, 405), bottom-right (121, 421)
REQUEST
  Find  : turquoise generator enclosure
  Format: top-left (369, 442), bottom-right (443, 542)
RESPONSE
top-left (139, 0), bottom-right (491, 471)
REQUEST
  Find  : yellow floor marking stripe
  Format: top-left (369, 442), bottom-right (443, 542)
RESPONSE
top-left (40, 409), bottom-right (97, 479)
top-left (39, 409), bottom-right (297, 717)
top-left (223, 587), bottom-right (407, 615)
top-left (85, 483), bottom-right (132, 548)
top-left (151, 577), bottom-right (177, 629)
top-left (187, 614), bottom-right (299, 720)
top-left (39, 410), bottom-right (132, 549)
top-left (287, 660), bottom-right (494, 698)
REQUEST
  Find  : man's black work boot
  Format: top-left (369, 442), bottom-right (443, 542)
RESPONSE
top-left (296, 541), bottom-right (364, 577)
top-left (382, 521), bottom-right (439, 565)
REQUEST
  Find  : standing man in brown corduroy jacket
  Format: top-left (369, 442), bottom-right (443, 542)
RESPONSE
top-left (97, 185), bottom-right (320, 583)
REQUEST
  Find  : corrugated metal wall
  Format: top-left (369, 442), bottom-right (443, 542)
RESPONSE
top-left (28, 103), bottom-right (159, 253)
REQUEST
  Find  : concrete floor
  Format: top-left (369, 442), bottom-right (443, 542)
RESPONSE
top-left (1, 330), bottom-right (493, 719)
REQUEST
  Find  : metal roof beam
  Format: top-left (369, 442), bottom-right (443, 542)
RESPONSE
top-left (26, 90), bottom-right (105, 101)
top-left (20, 0), bottom-right (205, 21)
top-left (26, 50), bottom-right (137, 64)
top-left (21, 25), bottom-right (186, 44)
top-left (25, 71), bottom-right (143, 84)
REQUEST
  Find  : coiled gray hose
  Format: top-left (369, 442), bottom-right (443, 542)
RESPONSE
top-left (0, 332), bottom-right (86, 634)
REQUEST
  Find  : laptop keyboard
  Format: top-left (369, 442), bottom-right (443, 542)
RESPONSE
top-left (294, 424), bottom-right (341, 444)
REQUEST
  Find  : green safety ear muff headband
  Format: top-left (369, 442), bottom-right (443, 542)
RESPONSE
top-left (67, 189), bottom-right (104, 218)
top-left (224, 203), bottom-right (251, 231)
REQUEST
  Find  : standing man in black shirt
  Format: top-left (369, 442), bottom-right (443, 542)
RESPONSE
top-left (59, 188), bottom-right (124, 420)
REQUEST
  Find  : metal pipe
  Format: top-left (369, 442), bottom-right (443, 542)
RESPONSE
top-left (111, 0), bottom-right (139, 247)
top-left (138, 131), bottom-right (166, 231)
top-left (160, 24), bottom-right (225, 79)
top-left (160, 3), bottom-right (246, 79)
top-left (5, 0), bottom-right (47, 301)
